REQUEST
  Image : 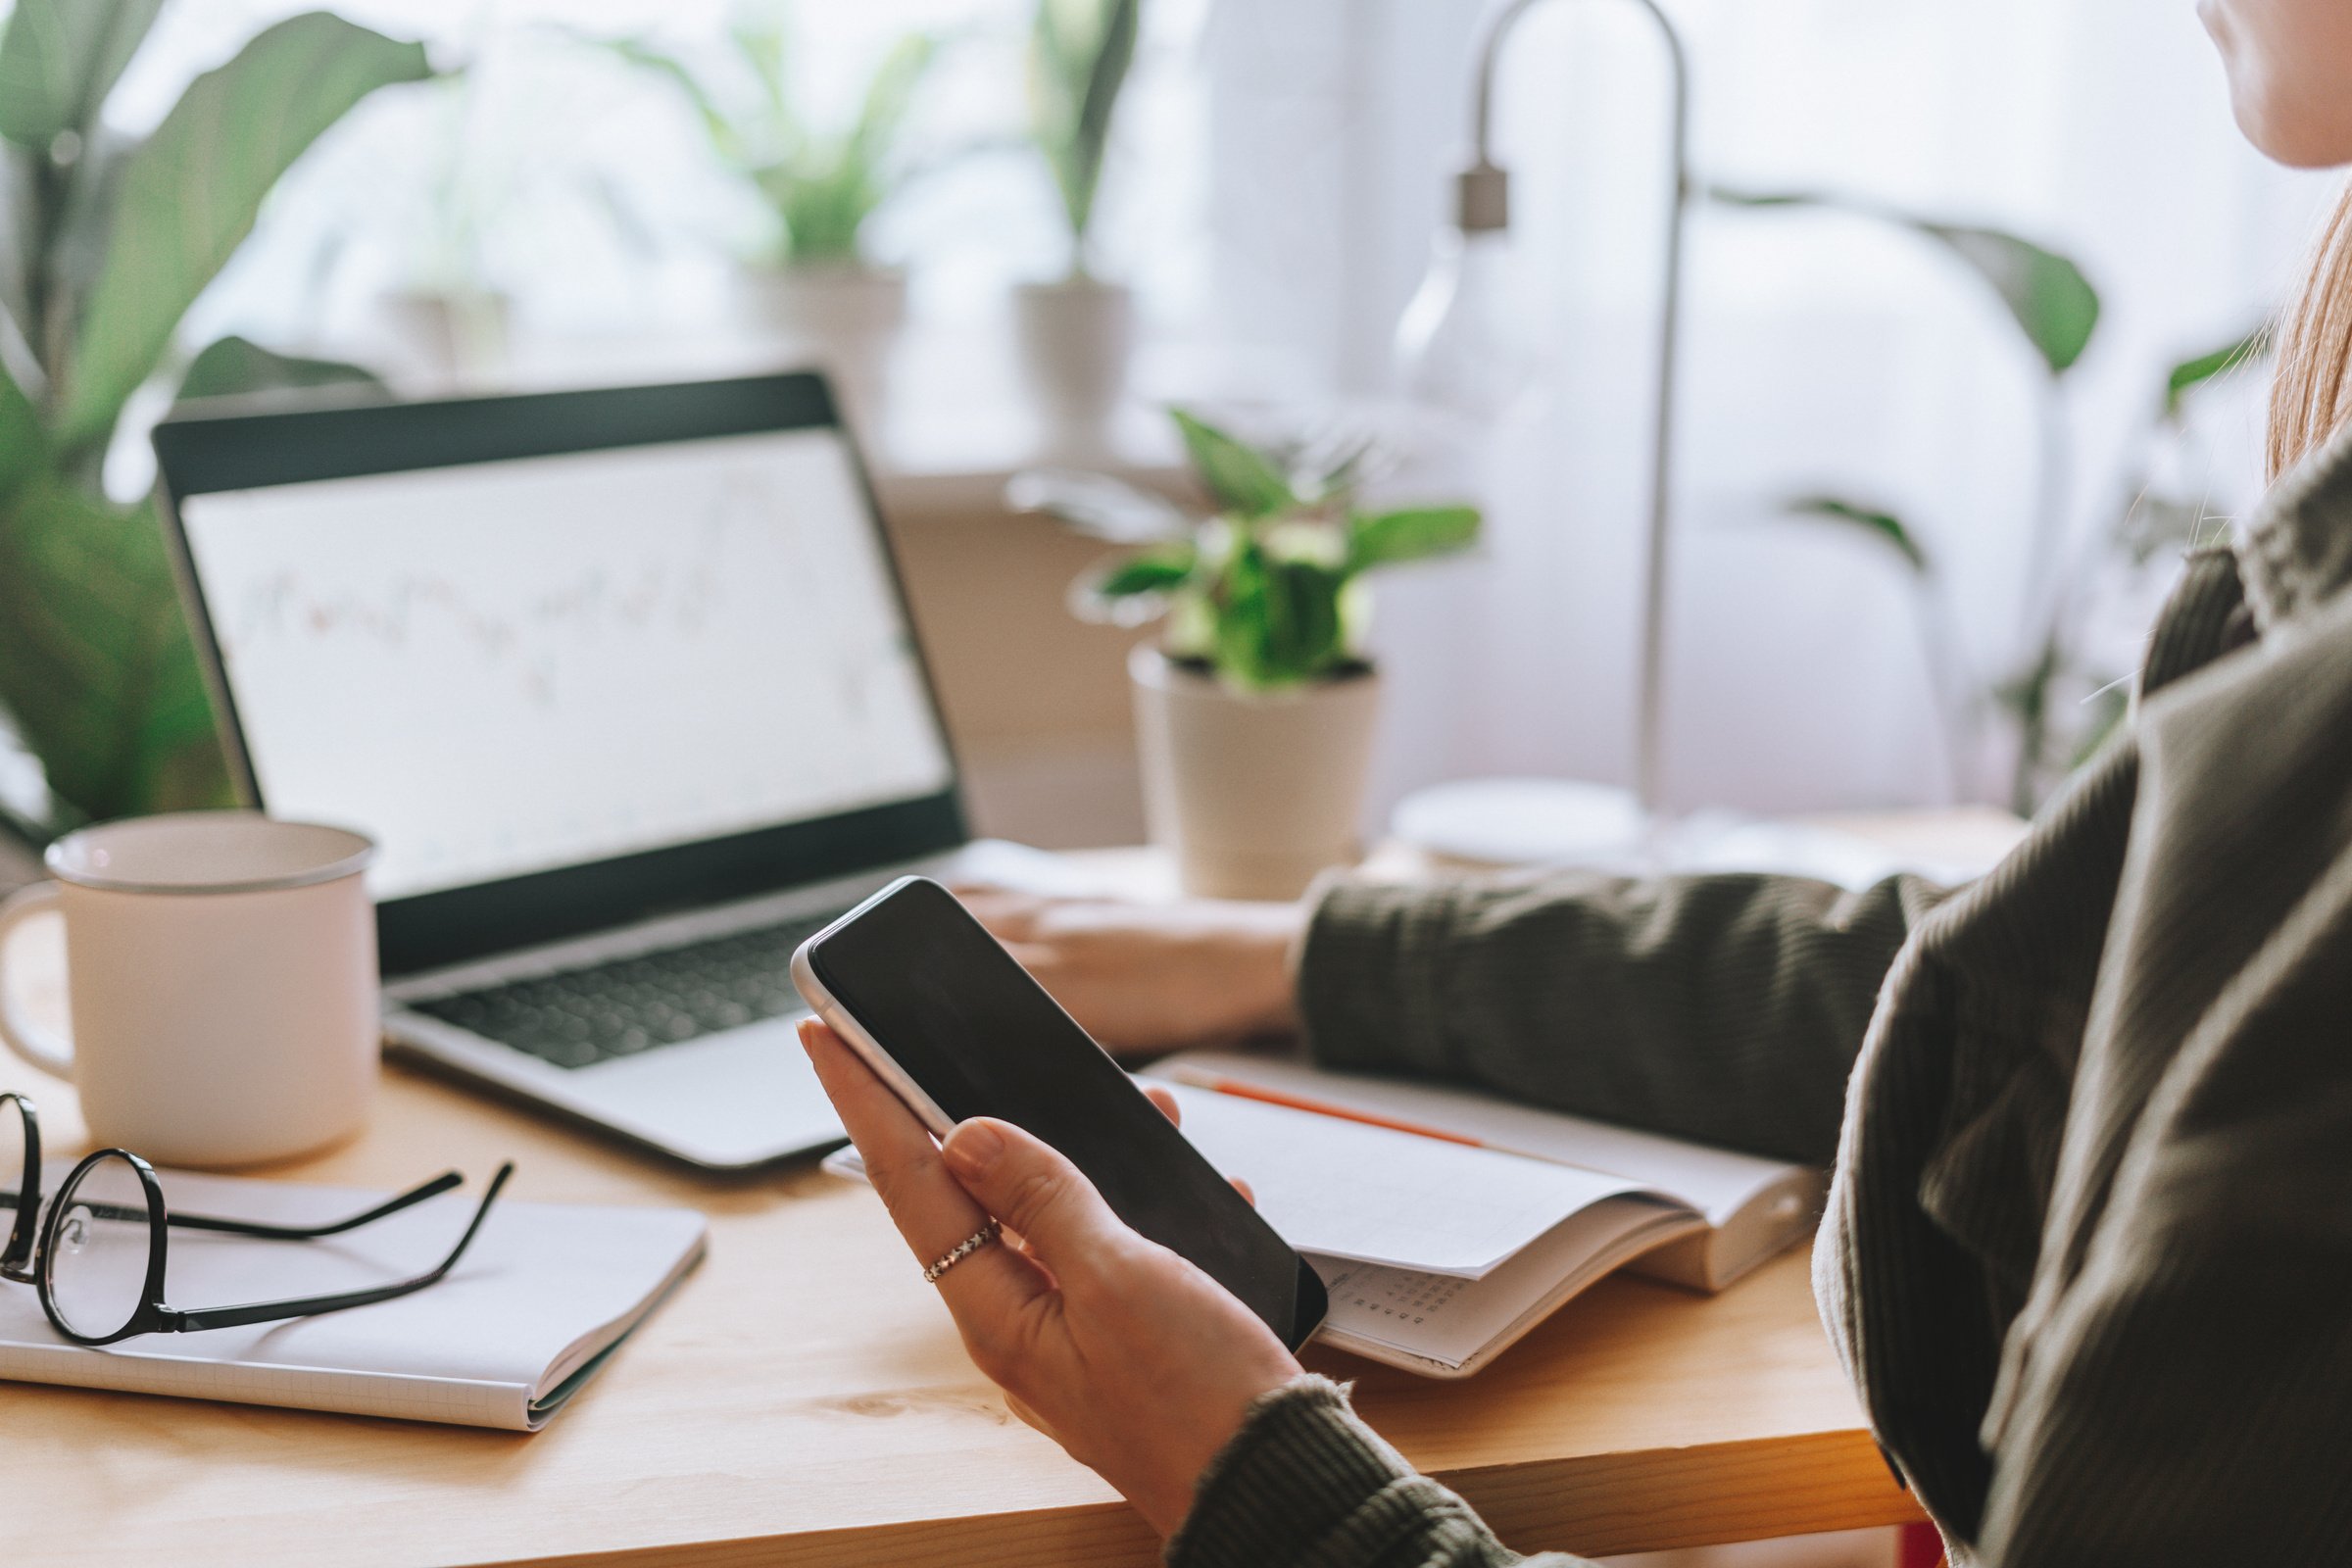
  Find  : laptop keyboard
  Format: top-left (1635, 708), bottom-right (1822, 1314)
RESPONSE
top-left (411, 908), bottom-right (848, 1071)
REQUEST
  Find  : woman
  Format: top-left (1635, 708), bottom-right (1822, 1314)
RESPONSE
top-left (801, 2), bottom-right (2352, 1561)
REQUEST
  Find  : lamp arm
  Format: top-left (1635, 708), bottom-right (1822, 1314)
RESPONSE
top-left (1465, 0), bottom-right (1692, 818)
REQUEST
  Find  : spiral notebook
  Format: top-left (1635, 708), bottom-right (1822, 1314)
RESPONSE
top-left (0, 1164), bottom-right (706, 1430)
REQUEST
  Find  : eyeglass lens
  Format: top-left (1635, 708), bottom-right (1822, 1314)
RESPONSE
top-left (44, 1152), bottom-right (153, 1341)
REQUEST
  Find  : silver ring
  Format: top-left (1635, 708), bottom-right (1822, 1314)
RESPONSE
top-left (923, 1219), bottom-right (1002, 1284)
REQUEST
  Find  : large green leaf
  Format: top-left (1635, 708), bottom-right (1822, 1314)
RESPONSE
top-left (175, 333), bottom-right (384, 403)
top-left (1916, 221), bottom-right (2100, 376)
top-left (602, 35), bottom-right (745, 165)
top-left (1785, 495), bottom-right (1931, 575)
top-left (0, 358), bottom-right (40, 500)
top-left (1031, 0), bottom-right (1137, 246)
top-left (1710, 185), bottom-right (2101, 378)
top-left (846, 34), bottom-right (935, 174)
top-left (53, 12), bottom-right (429, 459)
top-left (0, 479), bottom-right (220, 823)
top-left (2163, 327), bottom-right (2269, 419)
top-left (1349, 505), bottom-right (1480, 570)
top-left (0, 0), bottom-right (167, 149)
top-left (1171, 408), bottom-right (1295, 519)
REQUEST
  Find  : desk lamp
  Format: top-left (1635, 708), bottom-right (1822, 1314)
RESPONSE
top-left (1390, 0), bottom-right (1691, 865)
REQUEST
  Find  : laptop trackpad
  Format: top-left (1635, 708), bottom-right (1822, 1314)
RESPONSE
top-left (572, 1019), bottom-right (843, 1168)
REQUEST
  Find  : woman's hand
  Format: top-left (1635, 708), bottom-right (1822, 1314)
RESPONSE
top-left (799, 1018), bottom-right (1302, 1537)
top-left (953, 888), bottom-right (1307, 1057)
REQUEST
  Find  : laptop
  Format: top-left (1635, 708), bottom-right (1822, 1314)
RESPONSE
top-left (153, 371), bottom-right (1074, 1170)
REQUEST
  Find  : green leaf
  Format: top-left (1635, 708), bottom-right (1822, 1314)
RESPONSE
top-left (53, 12), bottom-right (431, 460)
top-left (1072, 541), bottom-right (1195, 628)
top-left (1171, 408), bottom-right (1296, 519)
top-left (2163, 327), bottom-right (2269, 419)
top-left (600, 35), bottom-right (745, 166)
top-left (1349, 505), bottom-right (1480, 571)
top-left (0, 479), bottom-right (222, 823)
top-left (846, 34), bottom-right (935, 176)
top-left (0, 358), bottom-right (41, 500)
top-left (1785, 495), bottom-right (1932, 574)
top-left (175, 333), bottom-right (385, 404)
top-left (1030, 0), bottom-right (1138, 248)
top-left (1260, 557), bottom-right (1347, 685)
top-left (1095, 546), bottom-right (1197, 597)
top-left (1708, 185), bottom-right (2101, 378)
top-left (0, 0), bottom-right (166, 148)
top-left (1915, 222), bottom-right (2100, 377)
top-left (1209, 533), bottom-right (1275, 689)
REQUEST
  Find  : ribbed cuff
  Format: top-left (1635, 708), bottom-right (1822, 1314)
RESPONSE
top-left (1164, 1375), bottom-right (1413, 1568)
top-left (1296, 878), bottom-right (1460, 1078)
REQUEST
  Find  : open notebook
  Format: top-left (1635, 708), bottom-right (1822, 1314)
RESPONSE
top-left (1147, 1054), bottom-right (1826, 1376)
top-left (827, 1053), bottom-right (1823, 1378)
top-left (0, 1163), bottom-right (707, 1430)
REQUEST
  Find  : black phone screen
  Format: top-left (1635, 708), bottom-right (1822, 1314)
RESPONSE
top-left (803, 877), bottom-right (1324, 1349)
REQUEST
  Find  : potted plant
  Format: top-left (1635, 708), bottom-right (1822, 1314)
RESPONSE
top-left (0, 2), bottom-right (429, 841)
top-left (1012, 411), bottom-right (1482, 897)
top-left (374, 74), bottom-right (513, 387)
top-left (609, 9), bottom-right (940, 427)
top-left (1018, 0), bottom-right (1141, 454)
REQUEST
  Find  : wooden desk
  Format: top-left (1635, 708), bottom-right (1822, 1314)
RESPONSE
top-left (0, 852), bottom-right (1940, 1566)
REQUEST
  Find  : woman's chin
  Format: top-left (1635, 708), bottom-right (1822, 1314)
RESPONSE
top-left (2234, 96), bottom-right (2352, 171)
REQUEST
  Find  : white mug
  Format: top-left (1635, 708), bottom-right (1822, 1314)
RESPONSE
top-left (0, 811), bottom-right (379, 1168)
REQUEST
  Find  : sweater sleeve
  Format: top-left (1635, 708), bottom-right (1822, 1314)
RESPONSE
top-left (1968, 606), bottom-right (2352, 1566)
top-left (1297, 870), bottom-right (1949, 1166)
top-left (1166, 1376), bottom-right (1598, 1568)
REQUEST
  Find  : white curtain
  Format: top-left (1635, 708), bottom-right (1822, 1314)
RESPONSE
top-left (1205, 0), bottom-right (2343, 820)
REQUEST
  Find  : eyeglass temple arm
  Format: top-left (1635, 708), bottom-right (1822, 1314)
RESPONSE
top-left (165, 1164), bottom-right (514, 1336)
top-left (162, 1171), bottom-right (466, 1240)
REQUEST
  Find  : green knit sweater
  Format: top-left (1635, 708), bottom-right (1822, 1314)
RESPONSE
top-left (1167, 424), bottom-right (2352, 1568)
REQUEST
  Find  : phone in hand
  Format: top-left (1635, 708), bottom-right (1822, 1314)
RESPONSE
top-left (791, 876), bottom-right (1328, 1351)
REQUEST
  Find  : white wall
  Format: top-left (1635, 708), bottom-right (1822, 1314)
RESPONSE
top-left (1203, 0), bottom-right (2342, 819)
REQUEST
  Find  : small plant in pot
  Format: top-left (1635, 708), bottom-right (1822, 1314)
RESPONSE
top-left (606, 7), bottom-right (942, 424)
top-left (1018, 0), bottom-right (1141, 454)
top-left (1012, 411), bottom-right (1482, 898)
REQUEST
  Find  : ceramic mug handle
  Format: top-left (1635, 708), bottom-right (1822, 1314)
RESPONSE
top-left (0, 883), bottom-right (74, 1078)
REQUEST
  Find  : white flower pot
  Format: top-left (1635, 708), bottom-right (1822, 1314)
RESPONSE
top-left (1130, 647), bottom-right (1382, 901)
top-left (735, 263), bottom-right (908, 433)
top-left (1014, 276), bottom-right (1135, 457)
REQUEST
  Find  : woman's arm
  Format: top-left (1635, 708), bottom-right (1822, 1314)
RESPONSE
top-left (967, 869), bottom-right (1949, 1169)
top-left (1298, 870), bottom-right (1951, 1165)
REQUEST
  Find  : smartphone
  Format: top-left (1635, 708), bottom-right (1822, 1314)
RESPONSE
top-left (792, 876), bottom-right (1327, 1351)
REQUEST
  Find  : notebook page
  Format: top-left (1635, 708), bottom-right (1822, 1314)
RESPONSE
top-left (0, 1162), bottom-right (705, 1428)
top-left (1161, 1084), bottom-right (1646, 1278)
top-left (1159, 1054), bottom-right (1797, 1228)
top-left (1314, 1197), bottom-right (1701, 1371)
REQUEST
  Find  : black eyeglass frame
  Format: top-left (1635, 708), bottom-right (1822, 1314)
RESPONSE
top-left (0, 1092), bottom-right (513, 1347)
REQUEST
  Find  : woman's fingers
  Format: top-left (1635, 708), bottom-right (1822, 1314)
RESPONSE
top-left (1143, 1084), bottom-right (1181, 1127)
top-left (799, 1020), bottom-right (1054, 1330)
top-left (941, 1116), bottom-right (1133, 1288)
top-left (799, 1021), bottom-right (991, 1260)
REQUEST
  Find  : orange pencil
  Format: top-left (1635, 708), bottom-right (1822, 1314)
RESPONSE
top-left (1179, 1074), bottom-right (1486, 1150)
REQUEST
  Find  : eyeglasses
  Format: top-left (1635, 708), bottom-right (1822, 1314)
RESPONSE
top-left (0, 1091), bottom-right (512, 1347)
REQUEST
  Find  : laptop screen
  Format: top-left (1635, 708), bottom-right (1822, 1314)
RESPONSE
top-left (175, 424), bottom-right (955, 905)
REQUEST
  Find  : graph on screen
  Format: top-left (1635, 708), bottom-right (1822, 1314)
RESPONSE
top-left (179, 429), bottom-right (953, 900)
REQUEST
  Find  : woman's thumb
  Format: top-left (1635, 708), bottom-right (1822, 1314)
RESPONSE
top-left (940, 1118), bottom-right (1122, 1266)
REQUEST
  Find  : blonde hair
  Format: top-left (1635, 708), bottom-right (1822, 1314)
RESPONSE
top-left (2269, 182), bottom-right (2352, 480)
